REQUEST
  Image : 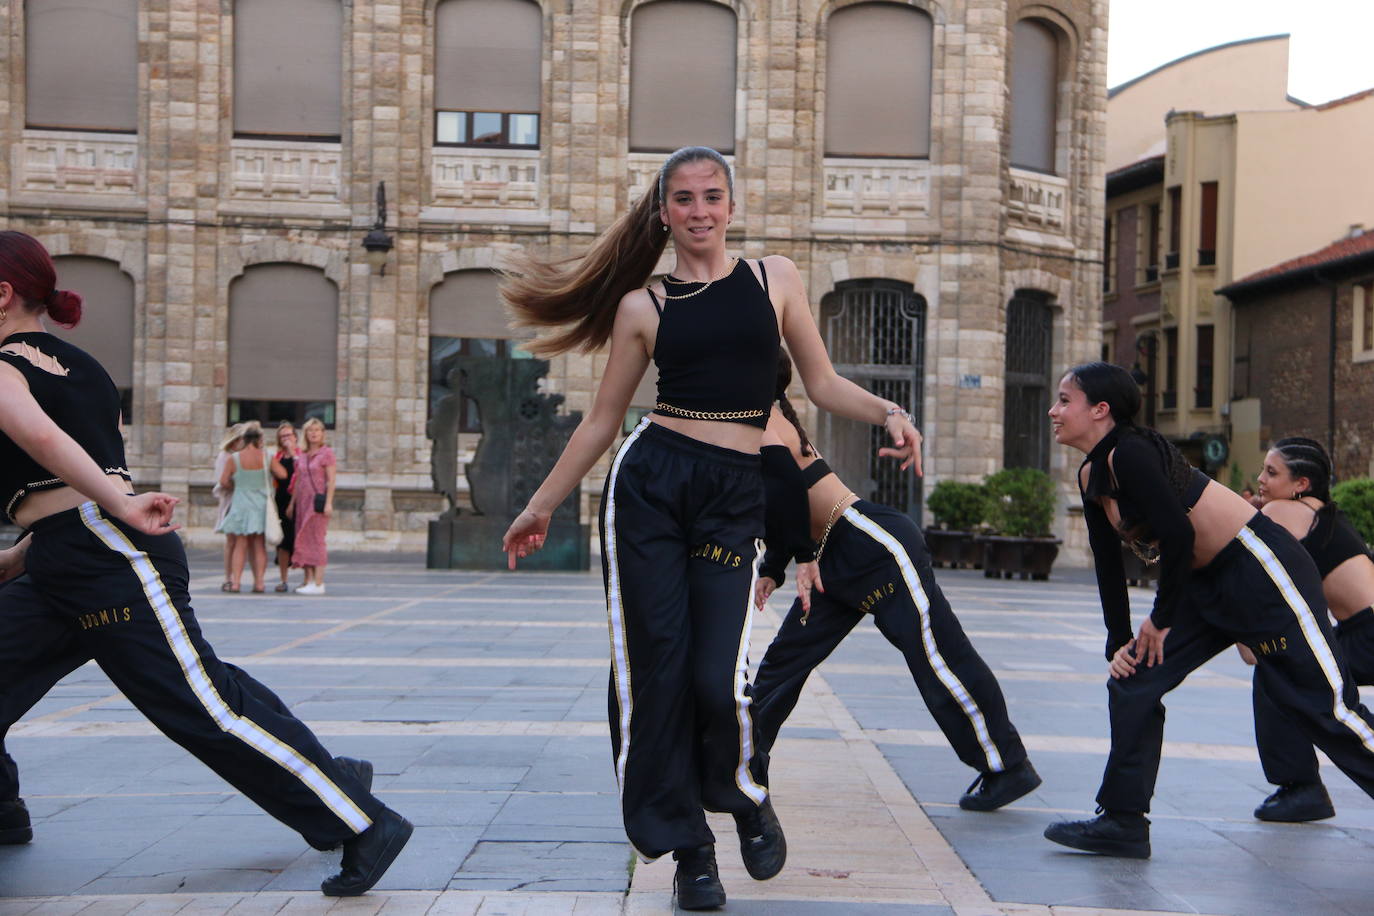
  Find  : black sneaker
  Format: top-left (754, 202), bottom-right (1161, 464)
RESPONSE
top-left (733, 797), bottom-right (786, 880)
top-left (673, 844), bottom-right (726, 911)
top-left (1254, 781), bottom-right (1335, 822)
top-left (321, 806), bottom-right (413, 896)
top-left (959, 759), bottom-right (1043, 811)
top-left (0, 798), bottom-right (32, 845)
top-left (1044, 809), bottom-right (1151, 859)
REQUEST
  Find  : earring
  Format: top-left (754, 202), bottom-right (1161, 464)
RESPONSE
top-left (0, 307), bottom-right (6, 325)
top-left (662, 224), bottom-right (669, 232)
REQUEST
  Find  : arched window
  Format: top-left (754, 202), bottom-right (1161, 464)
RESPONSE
top-left (233, 0), bottom-right (343, 140)
top-left (25, 0), bottom-right (137, 132)
top-left (1009, 19), bottom-right (1059, 174)
top-left (817, 280), bottom-right (927, 520)
top-left (435, 0), bottom-right (542, 148)
top-left (629, 1), bottom-right (737, 153)
top-left (50, 256), bottom-right (135, 423)
top-left (228, 264), bottom-right (338, 427)
top-left (825, 3), bottom-right (932, 158)
top-left (1003, 289), bottom-right (1053, 471)
top-left (429, 269), bottom-right (527, 433)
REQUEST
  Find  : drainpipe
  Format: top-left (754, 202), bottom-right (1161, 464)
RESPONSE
top-left (1314, 270), bottom-right (1338, 461)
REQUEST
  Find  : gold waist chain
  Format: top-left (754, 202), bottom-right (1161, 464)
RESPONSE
top-left (816, 492), bottom-right (858, 559)
top-left (654, 401), bottom-right (766, 421)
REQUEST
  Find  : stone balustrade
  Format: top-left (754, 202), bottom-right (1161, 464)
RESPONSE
top-left (16, 130), bottom-right (138, 195)
top-left (431, 147), bottom-right (540, 208)
top-left (1006, 167), bottom-right (1068, 232)
top-left (229, 139), bottom-right (342, 202)
top-left (822, 158), bottom-right (930, 218)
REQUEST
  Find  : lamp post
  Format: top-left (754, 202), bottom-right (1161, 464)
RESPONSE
top-left (361, 181), bottom-right (394, 276)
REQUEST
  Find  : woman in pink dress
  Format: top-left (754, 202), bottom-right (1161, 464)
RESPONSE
top-left (288, 417), bottom-right (334, 595)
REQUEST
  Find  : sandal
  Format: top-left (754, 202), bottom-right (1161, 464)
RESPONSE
top-left (251, 585), bottom-right (265, 594)
top-left (221, 582), bottom-right (234, 592)
top-left (225, 584), bottom-right (241, 593)
top-left (274, 582), bottom-right (289, 593)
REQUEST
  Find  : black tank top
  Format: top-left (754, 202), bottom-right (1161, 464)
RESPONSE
top-left (0, 331), bottom-right (130, 521)
top-left (1302, 505), bottom-right (1372, 578)
top-left (646, 259), bottom-right (780, 429)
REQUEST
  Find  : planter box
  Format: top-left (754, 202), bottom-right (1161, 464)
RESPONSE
top-left (977, 535), bottom-right (1061, 581)
top-left (923, 528), bottom-right (984, 569)
top-left (1121, 543), bottom-right (1160, 588)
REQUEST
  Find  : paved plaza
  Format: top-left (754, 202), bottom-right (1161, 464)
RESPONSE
top-left (3, 548), bottom-right (1373, 915)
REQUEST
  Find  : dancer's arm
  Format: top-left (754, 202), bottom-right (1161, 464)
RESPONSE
top-left (504, 293), bottom-right (653, 567)
top-left (0, 367), bottom-right (179, 534)
top-left (1083, 496), bottom-right (1134, 660)
top-left (767, 257), bottom-right (922, 474)
top-left (0, 534), bottom-right (30, 583)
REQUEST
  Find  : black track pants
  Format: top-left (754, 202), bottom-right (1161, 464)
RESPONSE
top-left (1097, 514), bottom-right (1374, 813)
top-left (599, 421), bottom-right (769, 860)
top-left (2, 503), bottom-right (382, 847)
top-left (1253, 605), bottom-right (1374, 786)
top-left (751, 501), bottom-right (1027, 781)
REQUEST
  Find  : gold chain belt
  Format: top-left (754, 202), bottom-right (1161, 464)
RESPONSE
top-left (654, 402), bottom-right (766, 421)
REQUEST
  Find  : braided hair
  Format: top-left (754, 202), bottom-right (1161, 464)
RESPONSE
top-left (1272, 436), bottom-right (1337, 550)
top-left (1271, 437), bottom-right (1333, 503)
top-left (775, 349), bottom-right (815, 457)
top-left (1068, 361), bottom-right (1194, 498)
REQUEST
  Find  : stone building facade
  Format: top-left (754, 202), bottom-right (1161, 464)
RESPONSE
top-left (2, 0), bottom-right (1107, 556)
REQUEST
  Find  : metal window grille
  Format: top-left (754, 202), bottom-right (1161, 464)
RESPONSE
top-left (1003, 291), bottom-right (1053, 471)
top-left (817, 281), bottom-right (926, 521)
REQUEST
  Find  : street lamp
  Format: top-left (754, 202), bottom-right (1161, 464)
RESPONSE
top-left (361, 181), bottom-right (394, 276)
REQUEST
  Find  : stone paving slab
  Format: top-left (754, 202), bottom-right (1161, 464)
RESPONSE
top-left (3, 556), bottom-right (1370, 913)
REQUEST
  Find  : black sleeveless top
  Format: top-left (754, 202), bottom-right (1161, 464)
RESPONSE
top-left (0, 331), bottom-right (130, 521)
top-left (1302, 505), bottom-right (1372, 578)
top-left (646, 259), bottom-right (780, 430)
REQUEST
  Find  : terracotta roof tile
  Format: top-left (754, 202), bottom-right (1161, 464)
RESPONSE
top-left (1226, 230), bottom-right (1374, 291)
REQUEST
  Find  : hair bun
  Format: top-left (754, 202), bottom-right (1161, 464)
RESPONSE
top-left (46, 289), bottom-right (83, 327)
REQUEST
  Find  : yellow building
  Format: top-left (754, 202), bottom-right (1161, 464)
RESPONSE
top-left (1104, 35), bottom-right (1374, 478)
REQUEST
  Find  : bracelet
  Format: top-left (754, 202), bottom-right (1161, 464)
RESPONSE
top-left (885, 406), bottom-right (912, 423)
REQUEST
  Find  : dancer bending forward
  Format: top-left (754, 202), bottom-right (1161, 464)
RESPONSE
top-left (750, 352), bottom-right (1040, 810)
top-left (1044, 362), bottom-right (1374, 859)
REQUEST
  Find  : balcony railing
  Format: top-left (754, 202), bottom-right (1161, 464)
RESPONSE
top-left (1007, 168), bottom-right (1068, 232)
top-left (16, 130), bottom-right (138, 196)
top-left (821, 158), bottom-right (930, 219)
top-left (431, 147), bottom-right (540, 209)
top-left (230, 139), bottom-right (342, 202)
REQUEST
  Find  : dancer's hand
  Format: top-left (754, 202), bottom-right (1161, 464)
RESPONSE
top-left (1133, 618), bottom-right (1169, 668)
top-left (1236, 643), bottom-right (1257, 666)
top-left (0, 534), bottom-right (30, 583)
top-left (114, 492), bottom-right (181, 535)
top-left (755, 576), bottom-right (778, 609)
top-left (503, 508), bottom-right (550, 569)
top-left (878, 414), bottom-right (923, 475)
top-left (1109, 641), bottom-right (1137, 679)
top-left (795, 560), bottom-right (823, 614)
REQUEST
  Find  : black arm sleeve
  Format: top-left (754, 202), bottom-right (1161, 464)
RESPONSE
top-left (1111, 438), bottom-right (1195, 631)
top-left (1083, 497), bottom-right (1134, 660)
top-left (759, 445), bottom-right (816, 585)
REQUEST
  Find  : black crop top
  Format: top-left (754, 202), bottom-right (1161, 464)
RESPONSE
top-left (1301, 505), bottom-right (1372, 578)
top-left (0, 332), bottom-right (130, 521)
top-left (1079, 425), bottom-right (1208, 659)
top-left (647, 259), bottom-right (780, 430)
top-left (758, 444), bottom-right (818, 586)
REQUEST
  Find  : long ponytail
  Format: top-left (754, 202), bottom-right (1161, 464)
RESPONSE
top-left (775, 348), bottom-right (815, 457)
top-left (500, 146), bottom-right (733, 357)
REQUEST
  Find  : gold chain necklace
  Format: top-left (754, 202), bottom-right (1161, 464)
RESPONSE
top-left (659, 258), bottom-right (737, 300)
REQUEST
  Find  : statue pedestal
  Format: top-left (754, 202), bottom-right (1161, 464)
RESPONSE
top-left (427, 515), bottom-right (590, 571)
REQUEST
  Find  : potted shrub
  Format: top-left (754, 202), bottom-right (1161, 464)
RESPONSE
top-left (923, 480), bottom-right (988, 569)
top-left (1332, 478), bottom-right (1374, 548)
top-left (977, 468), bottom-right (1061, 580)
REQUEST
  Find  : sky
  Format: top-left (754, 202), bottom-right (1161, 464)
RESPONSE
top-left (1107, 0), bottom-right (1374, 104)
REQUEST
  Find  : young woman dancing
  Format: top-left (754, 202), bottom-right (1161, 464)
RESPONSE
top-left (500, 147), bottom-right (920, 910)
top-left (1242, 437), bottom-right (1374, 822)
top-left (0, 231), bottom-right (409, 893)
top-left (750, 352), bottom-right (1040, 811)
top-left (1043, 362), bottom-right (1374, 859)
